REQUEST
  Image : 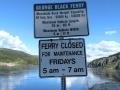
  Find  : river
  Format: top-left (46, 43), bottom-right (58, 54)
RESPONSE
top-left (0, 65), bottom-right (120, 90)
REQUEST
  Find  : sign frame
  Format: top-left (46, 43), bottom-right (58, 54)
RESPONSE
top-left (39, 38), bottom-right (87, 78)
top-left (34, 1), bottom-right (89, 38)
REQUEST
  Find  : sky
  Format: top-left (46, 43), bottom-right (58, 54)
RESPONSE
top-left (0, 0), bottom-right (120, 62)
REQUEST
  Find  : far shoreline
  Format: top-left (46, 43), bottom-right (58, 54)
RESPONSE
top-left (0, 62), bottom-right (38, 66)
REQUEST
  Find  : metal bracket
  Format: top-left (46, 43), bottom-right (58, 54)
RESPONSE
top-left (69, 38), bottom-right (71, 43)
top-left (50, 39), bottom-right (53, 43)
top-left (59, 37), bottom-right (64, 40)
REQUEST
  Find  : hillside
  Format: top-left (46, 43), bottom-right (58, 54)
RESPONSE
top-left (87, 52), bottom-right (120, 70)
top-left (0, 48), bottom-right (38, 65)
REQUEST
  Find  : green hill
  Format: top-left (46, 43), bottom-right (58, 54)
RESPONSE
top-left (0, 48), bottom-right (38, 65)
top-left (87, 52), bottom-right (120, 70)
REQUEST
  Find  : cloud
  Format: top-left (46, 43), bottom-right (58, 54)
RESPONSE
top-left (57, 70), bottom-right (110, 89)
top-left (87, 40), bottom-right (120, 62)
top-left (0, 70), bottom-right (28, 90)
top-left (57, 77), bottom-right (77, 88)
top-left (0, 30), bottom-right (31, 54)
top-left (105, 30), bottom-right (117, 35)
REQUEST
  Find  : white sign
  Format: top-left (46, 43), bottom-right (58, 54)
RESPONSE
top-left (34, 1), bottom-right (89, 38)
top-left (39, 38), bottom-right (87, 77)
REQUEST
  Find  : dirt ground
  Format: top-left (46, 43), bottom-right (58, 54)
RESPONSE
top-left (89, 82), bottom-right (120, 90)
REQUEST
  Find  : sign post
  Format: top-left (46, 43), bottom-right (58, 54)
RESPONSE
top-left (61, 77), bottom-right (66, 90)
top-left (60, 37), bottom-right (66, 90)
top-left (39, 38), bottom-right (87, 89)
top-left (34, 1), bottom-right (89, 90)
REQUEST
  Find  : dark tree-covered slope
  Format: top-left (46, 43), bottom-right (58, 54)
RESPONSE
top-left (87, 52), bottom-right (120, 70)
top-left (0, 48), bottom-right (38, 65)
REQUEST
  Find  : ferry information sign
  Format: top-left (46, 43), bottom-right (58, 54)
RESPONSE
top-left (39, 38), bottom-right (87, 77)
top-left (34, 1), bottom-right (89, 38)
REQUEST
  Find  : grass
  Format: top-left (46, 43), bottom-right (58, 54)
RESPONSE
top-left (103, 62), bottom-right (116, 68)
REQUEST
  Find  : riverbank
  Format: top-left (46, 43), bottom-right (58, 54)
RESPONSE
top-left (89, 82), bottom-right (120, 90)
top-left (0, 62), bottom-right (38, 66)
top-left (0, 62), bottom-right (17, 66)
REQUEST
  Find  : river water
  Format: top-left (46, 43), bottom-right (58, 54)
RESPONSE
top-left (0, 65), bottom-right (120, 90)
